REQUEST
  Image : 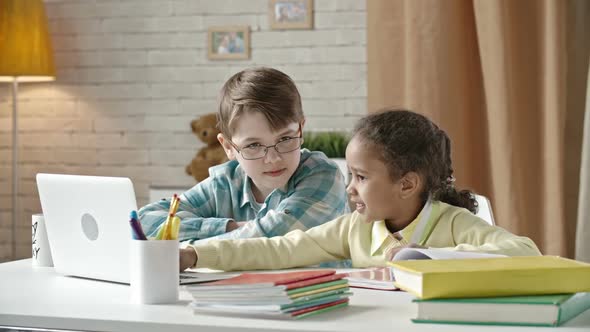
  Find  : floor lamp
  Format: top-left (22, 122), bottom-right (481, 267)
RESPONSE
top-left (0, 1), bottom-right (55, 260)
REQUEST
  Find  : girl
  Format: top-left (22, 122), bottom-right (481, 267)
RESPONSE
top-left (179, 109), bottom-right (541, 271)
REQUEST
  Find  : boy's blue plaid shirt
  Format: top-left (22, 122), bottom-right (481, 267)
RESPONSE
top-left (139, 149), bottom-right (349, 244)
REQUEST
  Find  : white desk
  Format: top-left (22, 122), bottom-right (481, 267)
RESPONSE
top-left (1, 259), bottom-right (590, 332)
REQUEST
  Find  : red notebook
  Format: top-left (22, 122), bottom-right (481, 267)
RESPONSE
top-left (193, 270), bottom-right (340, 290)
top-left (290, 298), bottom-right (350, 317)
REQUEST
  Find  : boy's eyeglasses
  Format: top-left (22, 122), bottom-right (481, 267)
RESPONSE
top-left (227, 125), bottom-right (303, 160)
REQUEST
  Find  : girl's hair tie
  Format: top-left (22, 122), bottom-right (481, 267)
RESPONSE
top-left (445, 175), bottom-right (456, 187)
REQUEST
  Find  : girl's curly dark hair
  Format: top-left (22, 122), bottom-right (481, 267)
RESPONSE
top-left (352, 108), bottom-right (478, 214)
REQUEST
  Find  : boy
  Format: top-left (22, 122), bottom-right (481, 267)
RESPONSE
top-left (139, 67), bottom-right (348, 245)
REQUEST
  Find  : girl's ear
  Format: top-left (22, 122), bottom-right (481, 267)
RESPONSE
top-left (399, 172), bottom-right (422, 199)
top-left (217, 133), bottom-right (237, 160)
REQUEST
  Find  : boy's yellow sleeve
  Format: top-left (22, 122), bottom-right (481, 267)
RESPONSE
top-left (435, 211), bottom-right (542, 256)
top-left (191, 214), bottom-right (353, 271)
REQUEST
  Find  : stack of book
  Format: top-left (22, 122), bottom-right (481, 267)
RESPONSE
top-left (344, 248), bottom-right (506, 291)
top-left (185, 269), bottom-right (352, 319)
top-left (388, 255), bottom-right (590, 327)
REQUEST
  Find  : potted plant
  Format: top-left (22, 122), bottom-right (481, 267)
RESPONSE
top-left (302, 131), bottom-right (350, 183)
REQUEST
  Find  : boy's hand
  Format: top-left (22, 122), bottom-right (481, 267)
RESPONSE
top-left (225, 221), bottom-right (247, 232)
top-left (386, 243), bottom-right (426, 261)
top-left (179, 247), bottom-right (198, 271)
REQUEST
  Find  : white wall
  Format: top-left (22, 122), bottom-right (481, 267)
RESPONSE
top-left (0, 0), bottom-right (366, 261)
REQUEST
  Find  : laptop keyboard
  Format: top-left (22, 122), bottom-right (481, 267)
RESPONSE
top-left (180, 272), bottom-right (202, 281)
top-left (179, 271), bottom-right (238, 285)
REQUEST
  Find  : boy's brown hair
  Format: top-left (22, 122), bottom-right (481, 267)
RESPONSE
top-left (217, 67), bottom-right (304, 138)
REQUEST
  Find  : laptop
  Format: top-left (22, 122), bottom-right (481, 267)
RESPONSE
top-left (36, 173), bottom-right (233, 285)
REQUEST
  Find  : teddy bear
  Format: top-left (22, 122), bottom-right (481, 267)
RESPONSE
top-left (185, 113), bottom-right (228, 182)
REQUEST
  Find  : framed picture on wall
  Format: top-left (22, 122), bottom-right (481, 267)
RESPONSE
top-left (207, 26), bottom-right (250, 60)
top-left (269, 0), bottom-right (313, 30)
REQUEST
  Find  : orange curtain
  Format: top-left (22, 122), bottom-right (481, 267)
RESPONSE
top-left (367, 0), bottom-right (590, 257)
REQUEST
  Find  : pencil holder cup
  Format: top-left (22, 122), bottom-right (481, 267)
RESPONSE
top-left (130, 239), bottom-right (179, 304)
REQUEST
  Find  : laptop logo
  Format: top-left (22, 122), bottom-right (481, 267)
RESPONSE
top-left (81, 213), bottom-right (99, 241)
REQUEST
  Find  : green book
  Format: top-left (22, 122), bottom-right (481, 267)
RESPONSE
top-left (287, 279), bottom-right (348, 296)
top-left (412, 292), bottom-right (590, 327)
top-left (293, 301), bottom-right (349, 320)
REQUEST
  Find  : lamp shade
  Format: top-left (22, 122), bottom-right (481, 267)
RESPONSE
top-left (0, 0), bottom-right (56, 82)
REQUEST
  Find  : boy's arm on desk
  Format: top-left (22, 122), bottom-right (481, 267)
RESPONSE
top-left (139, 178), bottom-right (234, 240)
top-left (202, 166), bottom-right (349, 241)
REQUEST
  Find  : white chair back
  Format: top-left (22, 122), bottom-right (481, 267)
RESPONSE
top-left (474, 194), bottom-right (495, 225)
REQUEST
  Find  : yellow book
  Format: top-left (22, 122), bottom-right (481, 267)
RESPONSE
top-left (388, 256), bottom-right (590, 300)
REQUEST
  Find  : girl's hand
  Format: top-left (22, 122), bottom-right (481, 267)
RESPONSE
top-left (179, 247), bottom-right (198, 271)
top-left (386, 243), bottom-right (426, 261)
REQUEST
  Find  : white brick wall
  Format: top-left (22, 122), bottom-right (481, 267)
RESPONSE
top-left (0, 0), bottom-right (367, 261)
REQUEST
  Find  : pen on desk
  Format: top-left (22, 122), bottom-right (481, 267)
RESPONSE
top-left (129, 210), bottom-right (147, 240)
